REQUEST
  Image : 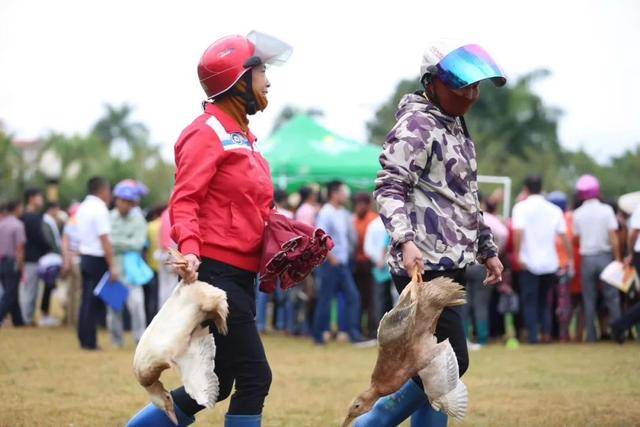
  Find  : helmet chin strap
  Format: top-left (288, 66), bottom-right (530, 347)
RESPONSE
top-left (422, 67), bottom-right (442, 111)
top-left (239, 71), bottom-right (258, 115)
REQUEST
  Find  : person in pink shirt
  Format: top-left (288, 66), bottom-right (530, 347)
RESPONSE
top-left (157, 207), bottom-right (178, 307)
top-left (295, 186), bottom-right (318, 227)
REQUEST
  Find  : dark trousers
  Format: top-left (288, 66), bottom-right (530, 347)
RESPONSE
top-left (519, 270), bottom-right (556, 343)
top-left (354, 260), bottom-right (376, 338)
top-left (172, 258), bottom-right (272, 416)
top-left (312, 263), bottom-right (362, 343)
top-left (392, 268), bottom-right (469, 380)
top-left (0, 257), bottom-right (24, 326)
top-left (612, 302), bottom-right (640, 332)
top-left (78, 255), bottom-right (108, 349)
top-left (612, 252), bottom-right (640, 333)
top-left (373, 279), bottom-right (394, 332)
top-left (143, 272), bottom-right (159, 325)
top-left (41, 284), bottom-right (53, 315)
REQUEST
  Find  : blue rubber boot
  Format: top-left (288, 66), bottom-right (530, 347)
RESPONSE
top-left (354, 379), bottom-right (427, 427)
top-left (410, 401), bottom-right (447, 427)
top-left (126, 403), bottom-right (195, 427)
top-left (224, 414), bottom-right (262, 426)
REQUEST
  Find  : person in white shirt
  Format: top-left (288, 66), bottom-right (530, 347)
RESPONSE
top-left (572, 175), bottom-right (621, 342)
top-left (75, 176), bottom-right (118, 350)
top-left (512, 175), bottom-right (573, 344)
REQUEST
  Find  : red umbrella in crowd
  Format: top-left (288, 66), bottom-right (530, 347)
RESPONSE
top-left (259, 210), bottom-right (334, 293)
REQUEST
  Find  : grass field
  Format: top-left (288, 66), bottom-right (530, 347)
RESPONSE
top-left (1, 327), bottom-right (639, 427)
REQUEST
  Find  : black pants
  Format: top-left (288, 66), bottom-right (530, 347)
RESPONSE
top-left (612, 252), bottom-right (640, 332)
top-left (41, 283), bottom-right (54, 315)
top-left (78, 255), bottom-right (108, 349)
top-left (143, 272), bottom-right (159, 325)
top-left (355, 260), bottom-right (376, 338)
top-left (392, 268), bottom-right (469, 382)
top-left (172, 258), bottom-right (272, 416)
top-left (0, 257), bottom-right (24, 326)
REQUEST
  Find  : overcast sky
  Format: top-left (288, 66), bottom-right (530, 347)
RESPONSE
top-left (1, 0), bottom-right (639, 162)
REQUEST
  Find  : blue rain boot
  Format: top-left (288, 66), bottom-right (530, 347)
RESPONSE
top-left (410, 401), bottom-right (448, 427)
top-left (224, 414), bottom-right (261, 426)
top-left (354, 379), bottom-right (427, 427)
top-left (126, 402), bottom-right (194, 427)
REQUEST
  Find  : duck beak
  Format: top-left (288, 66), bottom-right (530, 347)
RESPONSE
top-left (342, 415), bottom-right (355, 427)
top-left (165, 408), bottom-right (178, 425)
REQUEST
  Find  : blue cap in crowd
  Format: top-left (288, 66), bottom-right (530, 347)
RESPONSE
top-left (113, 179), bottom-right (148, 202)
top-left (547, 191), bottom-right (568, 212)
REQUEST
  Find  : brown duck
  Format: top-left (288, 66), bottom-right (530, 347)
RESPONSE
top-left (343, 272), bottom-right (467, 426)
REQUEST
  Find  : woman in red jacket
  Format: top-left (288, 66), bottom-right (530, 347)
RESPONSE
top-left (127, 31), bottom-right (292, 427)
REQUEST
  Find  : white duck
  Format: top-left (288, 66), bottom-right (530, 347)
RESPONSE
top-left (132, 250), bottom-right (228, 424)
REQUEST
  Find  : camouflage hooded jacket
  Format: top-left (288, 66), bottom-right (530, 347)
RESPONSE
top-left (374, 93), bottom-right (498, 274)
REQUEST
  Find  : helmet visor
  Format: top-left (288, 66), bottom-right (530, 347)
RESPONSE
top-left (436, 44), bottom-right (506, 89)
top-left (247, 31), bottom-right (293, 66)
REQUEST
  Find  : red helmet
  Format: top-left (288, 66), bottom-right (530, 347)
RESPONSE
top-left (198, 31), bottom-right (292, 99)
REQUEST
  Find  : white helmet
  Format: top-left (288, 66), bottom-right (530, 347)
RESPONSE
top-left (420, 39), bottom-right (507, 89)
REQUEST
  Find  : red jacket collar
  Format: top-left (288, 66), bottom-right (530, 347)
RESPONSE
top-left (204, 103), bottom-right (256, 142)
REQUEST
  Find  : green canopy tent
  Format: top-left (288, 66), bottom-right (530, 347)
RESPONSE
top-left (260, 115), bottom-right (382, 192)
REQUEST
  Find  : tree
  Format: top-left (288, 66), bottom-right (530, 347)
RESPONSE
top-left (91, 103), bottom-right (149, 151)
top-left (467, 69), bottom-right (563, 159)
top-left (598, 146), bottom-right (640, 200)
top-left (29, 104), bottom-right (175, 207)
top-left (366, 79), bottom-right (421, 146)
top-left (0, 125), bottom-right (21, 201)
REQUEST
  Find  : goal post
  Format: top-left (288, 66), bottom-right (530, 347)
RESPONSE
top-left (478, 175), bottom-right (512, 219)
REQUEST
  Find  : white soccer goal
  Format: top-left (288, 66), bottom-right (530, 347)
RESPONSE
top-left (478, 175), bottom-right (512, 218)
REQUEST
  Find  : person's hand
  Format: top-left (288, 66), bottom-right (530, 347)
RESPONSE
top-left (327, 255), bottom-right (341, 267)
top-left (568, 261), bottom-right (575, 279)
top-left (623, 255), bottom-right (633, 267)
top-left (483, 256), bottom-right (503, 285)
top-left (61, 260), bottom-right (71, 279)
top-left (401, 241), bottom-right (423, 274)
top-left (175, 253), bottom-right (200, 283)
top-left (109, 266), bottom-right (121, 283)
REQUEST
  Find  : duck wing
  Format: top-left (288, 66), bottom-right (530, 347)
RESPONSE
top-left (432, 380), bottom-right (468, 421)
top-left (418, 339), bottom-right (458, 399)
top-left (377, 282), bottom-right (418, 348)
top-left (418, 339), bottom-right (467, 420)
top-left (173, 325), bottom-right (219, 408)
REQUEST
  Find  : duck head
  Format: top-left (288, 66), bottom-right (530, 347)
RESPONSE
top-left (342, 387), bottom-right (379, 426)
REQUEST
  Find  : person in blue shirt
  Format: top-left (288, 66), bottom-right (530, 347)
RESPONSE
top-left (313, 180), bottom-right (364, 344)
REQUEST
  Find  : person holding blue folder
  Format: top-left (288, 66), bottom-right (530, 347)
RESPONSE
top-left (107, 180), bottom-right (149, 347)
